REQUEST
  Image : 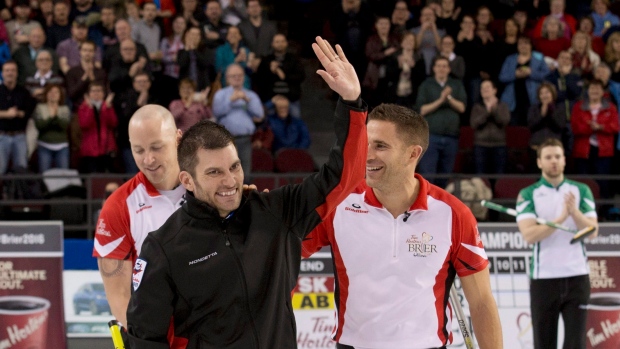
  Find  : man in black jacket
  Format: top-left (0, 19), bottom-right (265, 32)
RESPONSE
top-left (126, 36), bottom-right (367, 348)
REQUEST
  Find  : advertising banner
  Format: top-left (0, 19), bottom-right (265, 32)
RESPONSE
top-left (63, 270), bottom-right (112, 337)
top-left (0, 221), bottom-right (65, 349)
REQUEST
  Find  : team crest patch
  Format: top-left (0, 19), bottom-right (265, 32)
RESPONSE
top-left (132, 259), bottom-right (147, 291)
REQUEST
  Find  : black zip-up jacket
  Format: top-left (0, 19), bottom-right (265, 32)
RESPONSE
top-left (126, 99), bottom-right (367, 349)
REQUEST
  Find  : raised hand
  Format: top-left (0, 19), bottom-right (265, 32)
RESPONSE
top-left (312, 36), bottom-right (360, 101)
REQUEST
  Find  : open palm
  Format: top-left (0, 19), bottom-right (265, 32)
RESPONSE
top-left (312, 36), bottom-right (361, 101)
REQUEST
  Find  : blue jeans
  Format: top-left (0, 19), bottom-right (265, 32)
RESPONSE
top-left (474, 146), bottom-right (507, 174)
top-left (121, 147), bottom-right (139, 174)
top-left (0, 133), bottom-right (28, 174)
top-left (38, 146), bottom-right (69, 173)
top-left (418, 134), bottom-right (459, 187)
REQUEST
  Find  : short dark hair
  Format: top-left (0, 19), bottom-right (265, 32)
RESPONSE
top-left (588, 78), bottom-right (605, 89)
top-left (536, 138), bottom-right (564, 158)
top-left (133, 71), bottom-right (151, 82)
top-left (178, 120), bottom-right (235, 176)
top-left (432, 55), bottom-right (450, 67)
top-left (79, 40), bottom-right (96, 50)
top-left (179, 78), bottom-right (197, 90)
top-left (42, 84), bottom-right (66, 105)
top-left (368, 104), bottom-right (429, 156)
top-left (88, 81), bottom-right (105, 92)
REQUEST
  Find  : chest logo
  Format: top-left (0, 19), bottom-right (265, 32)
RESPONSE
top-left (132, 259), bottom-right (147, 291)
top-left (406, 233), bottom-right (438, 257)
top-left (345, 203), bottom-right (368, 214)
top-left (136, 203), bottom-right (153, 214)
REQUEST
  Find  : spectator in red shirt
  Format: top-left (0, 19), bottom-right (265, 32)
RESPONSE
top-left (532, 0), bottom-right (577, 39)
top-left (77, 82), bottom-right (118, 173)
top-left (534, 16), bottom-right (571, 63)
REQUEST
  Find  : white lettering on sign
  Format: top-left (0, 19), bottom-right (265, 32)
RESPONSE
top-left (298, 277), bottom-right (328, 293)
top-left (301, 260), bottom-right (325, 272)
top-left (480, 232), bottom-right (531, 250)
top-left (587, 314), bottom-right (620, 347)
top-left (2, 311), bottom-right (49, 347)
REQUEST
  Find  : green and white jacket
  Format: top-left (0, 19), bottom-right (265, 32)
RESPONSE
top-left (516, 178), bottom-right (597, 279)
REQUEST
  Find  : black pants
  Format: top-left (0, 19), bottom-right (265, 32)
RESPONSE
top-left (530, 274), bottom-right (590, 349)
top-left (336, 345), bottom-right (446, 349)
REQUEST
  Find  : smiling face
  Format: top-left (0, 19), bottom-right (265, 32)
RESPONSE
top-left (129, 110), bottom-right (181, 190)
top-left (365, 120), bottom-right (416, 193)
top-left (538, 86), bottom-right (554, 104)
top-left (180, 144), bottom-right (244, 217)
top-left (35, 51), bottom-right (53, 73)
top-left (172, 16), bottom-right (187, 35)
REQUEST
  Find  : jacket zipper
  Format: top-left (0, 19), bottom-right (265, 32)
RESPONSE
top-left (222, 229), bottom-right (260, 348)
top-left (392, 219), bottom-right (398, 259)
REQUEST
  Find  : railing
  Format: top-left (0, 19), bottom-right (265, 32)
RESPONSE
top-left (1, 173), bottom-right (618, 238)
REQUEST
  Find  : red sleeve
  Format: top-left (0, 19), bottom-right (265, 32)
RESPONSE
top-left (301, 210), bottom-right (335, 258)
top-left (92, 189), bottom-right (134, 260)
top-left (451, 205), bottom-right (489, 278)
top-left (601, 105), bottom-right (620, 135)
top-left (571, 102), bottom-right (593, 136)
top-left (102, 105), bottom-right (118, 128)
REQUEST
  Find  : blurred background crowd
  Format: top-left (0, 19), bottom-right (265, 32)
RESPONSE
top-left (2, 0), bottom-right (620, 220)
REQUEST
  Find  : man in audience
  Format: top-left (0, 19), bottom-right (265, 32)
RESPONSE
top-left (23, 49), bottom-right (63, 100)
top-left (45, 1), bottom-right (71, 49)
top-left (103, 19), bottom-right (148, 72)
top-left (202, 0), bottom-right (230, 50)
top-left (412, 6), bottom-right (445, 75)
top-left (238, 0), bottom-right (277, 59)
top-left (56, 16), bottom-right (102, 74)
top-left (132, 2), bottom-right (162, 69)
top-left (268, 95), bottom-right (310, 153)
top-left (212, 63), bottom-right (264, 182)
top-left (108, 39), bottom-right (149, 94)
top-left (6, 0), bottom-right (42, 52)
top-left (70, 0), bottom-right (100, 23)
top-left (255, 33), bottom-right (305, 118)
top-left (113, 72), bottom-right (158, 174)
top-left (416, 56), bottom-right (466, 187)
top-left (0, 61), bottom-right (36, 174)
top-left (12, 27), bottom-right (59, 85)
top-left (65, 40), bottom-right (107, 108)
top-left (89, 5), bottom-right (117, 52)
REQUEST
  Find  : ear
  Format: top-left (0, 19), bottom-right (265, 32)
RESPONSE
top-left (176, 129), bottom-right (183, 146)
top-left (536, 157), bottom-right (542, 170)
top-left (179, 171), bottom-right (194, 192)
top-left (409, 144), bottom-right (424, 164)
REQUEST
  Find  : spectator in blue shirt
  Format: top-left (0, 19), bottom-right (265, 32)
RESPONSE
top-left (268, 95), bottom-right (310, 154)
top-left (212, 63), bottom-right (264, 182)
top-left (591, 0), bottom-right (620, 37)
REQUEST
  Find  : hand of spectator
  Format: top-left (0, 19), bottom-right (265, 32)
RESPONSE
top-left (452, 7), bottom-right (461, 20)
top-left (440, 86), bottom-right (452, 101)
top-left (106, 93), bottom-right (115, 107)
top-left (384, 47), bottom-right (397, 56)
top-left (540, 102), bottom-right (548, 116)
top-left (312, 36), bottom-right (361, 101)
top-left (484, 97), bottom-right (497, 111)
top-left (590, 121), bottom-right (602, 131)
top-left (33, 88), bottom-right (44, 99)
top-left (615, 60), bottom-right (620, 73)
top-left (270, 61), bottom-right (279, 73)
top-left (205, 31), bottom-right (219, 41)
top-left (137, 91), bottom-right (149, 106)
top-left (235, 50), bottom-right (247, 63)
top-left (5, 107), bottom-right (19, 118)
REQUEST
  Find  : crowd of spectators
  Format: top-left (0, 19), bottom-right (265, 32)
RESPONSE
top-left (1, 0), bottom-right (620, 198)
top-left (0, 0), bottom-right (309, 180)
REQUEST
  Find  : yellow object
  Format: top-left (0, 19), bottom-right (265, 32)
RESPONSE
top-left (108, 320), bottom-right (126, 349)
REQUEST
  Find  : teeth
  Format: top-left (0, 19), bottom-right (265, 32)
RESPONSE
top-left (367, 166), bottom-right (382, 171)
top-left (218, 190), bottom-right (236, 197)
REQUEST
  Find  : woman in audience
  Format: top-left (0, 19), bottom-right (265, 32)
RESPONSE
top-left (34, 84), bottom-right (71, 172)
top-left (77, 82), bottom-right (118, 173)
top-left (604, 31), bottom-right (620, 82)
top-left (168, 78), bottom-right (214, 132)
top-left (384, 32), bottom-right (426, 109)
top-left (534, 16), bottom-right (571, 65)
top-left (215, 25), bottom-right (253, 89)
top-left (362, 16), bottom-right (399, 107)
top-left (475, 6), bottom-right (494, 45)
top-left (578, 16), bottom-right (606, 57)
top-left (470, 79), bottom-right (510, 174)
top-left (177, 26), bottom-right (215, 91)
top-left (568, 31), bottom-right (601, 79)
top-left (591, 0), bottom-right (620, 37)
top-left (456, 14), bottom-right (485, 106)
top-left (160, 15), bottom-right (187, 102)
top-left (528, 82), bottom-right (567, 155)
top-left (572, 79), bottom-right (619, 206)
top-left (499, 36), bottom-right (550, 126)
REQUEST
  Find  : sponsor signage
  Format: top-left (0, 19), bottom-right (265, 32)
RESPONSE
top-left (0, 222), bottom-right (65, 349)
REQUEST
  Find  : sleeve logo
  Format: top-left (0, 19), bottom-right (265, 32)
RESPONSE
top-left (132, 259), bottom-right (147, 291)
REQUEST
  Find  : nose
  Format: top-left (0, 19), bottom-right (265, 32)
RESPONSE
top-left (142, 150), bottom-right (156, 166)
top-left (222, 170), bottom-right (237, 187)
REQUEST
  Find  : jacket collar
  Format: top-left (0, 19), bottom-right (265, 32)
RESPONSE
top-left (581, 99), bottom-right (611, 111)
top-left (182, 191), bottom-right (248, 223)
top-left (364, 173), bottom-right (429, 212)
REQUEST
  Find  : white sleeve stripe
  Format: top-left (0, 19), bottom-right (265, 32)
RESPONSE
top-left (94, 236), bottom-right (125, 257)
top-left (516, 213), bottom-right (537, 222)
top-left (584, 198), bottom-right (595, 210)
top-left (585, 211), bottom-right (598, 218)
top-left (460, 243), bottom-right (488, 260)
